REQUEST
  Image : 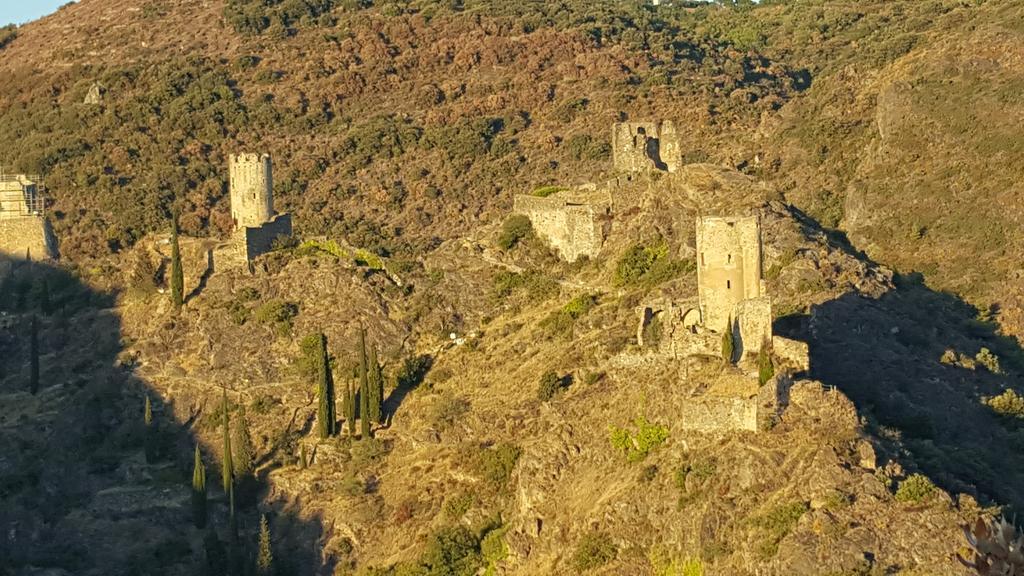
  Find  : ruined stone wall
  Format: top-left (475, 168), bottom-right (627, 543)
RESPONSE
top-left (678, 395), bottom-right (758, 432)
top-left (243, 213), bottom-right (292, 262)
top-left (772, 336), bottom-right (810, 374)
top-left (734, 296), bottom-right (772, 360)
top-left (696, 216), bottom-right (764, 333)
top-left (229, 153), bottom-right (274, 229)
top-left (513, 195), bottom-right (605, 262)
top-left (611, 121), bottom-right (682, 174)
top-left (0, 177), bottom-right (39, 219)
top-left (0, 216), bottom-right (55, 259)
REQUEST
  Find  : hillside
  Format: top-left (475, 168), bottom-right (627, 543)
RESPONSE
top-left (2, 1), bottom-right (1024, 575)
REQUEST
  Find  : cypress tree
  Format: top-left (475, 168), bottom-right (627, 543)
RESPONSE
top-left (28, 314), bottom-right (39, 395)
top-left (345, 378), bottom-right (356, 436)
top-left (192, 444), bottom-right (208, 529)
top-left (232, 406), bottom-right (256, 507)
top-left (222, 389), bottom-right (234, 495)
top-left (368, 345), bottom-right (384, 425)
top-left (256, 514), bottom-right (273, 576)
top-left (721, 317), bottom-right (735, 365)
top-left (204, 528), bottom-right (228, 576)
top-left (358, 328), bottom-right (371, 439)
top-left (144, 394), bottom-right (158, 463)
top-left (757, 339), bottom-right (775, 386)
top-left (315, 332), bottom-right (336, 438)
top-left (170, 215), bottom-right (184, 311)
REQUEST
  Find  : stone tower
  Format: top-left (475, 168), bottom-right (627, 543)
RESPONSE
top-left (696, 216), bottom-right (764, 334)
top-left (611, 121), bottom-right (682, 173)
top-left (229, 153), bottom-right (274, 229)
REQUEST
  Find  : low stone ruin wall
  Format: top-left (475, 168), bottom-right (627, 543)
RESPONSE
top-left (0, 216), bottom-right (55, 260)
top-left (513, 195), bottom-right (604, 262)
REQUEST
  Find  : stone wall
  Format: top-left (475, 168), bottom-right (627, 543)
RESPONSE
top-left (512, 194), bottom-right (606, 262)
top-left (696, 216), bottom-right (764, 333)
top-left (677, 394), bottom-right (759, 432)
top-left (229, 153), bottom-right (274, 229)
top-left (611, 121), bottom-right (682, 174)
top-left (734, 296), bottom-right (772, 360)
top-left (772, 336), bottom-right (810, 374)
top-left (0, 216), bottom-right (55, 259)
top-left (243, 213), bottom-right (292, 262)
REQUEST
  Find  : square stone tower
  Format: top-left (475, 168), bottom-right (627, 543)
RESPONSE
top-left (229, 153), bottom-right (274, 229)
top-left (611, 121), bottom-right (682, 173)
top-left (696, 216), bottom-right (764, 334)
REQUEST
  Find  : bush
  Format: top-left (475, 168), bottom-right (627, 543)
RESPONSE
top-left (895, 473), bottom-right (936, 503)
top-left (0, 25), bottom-right (16, 50)
top-left (531, 185), bottom-right (565, 198)
top-left (420, 525), bottom-right (482, 576)
top-left (609, 417), bottom-right (669, 462)
top-left (497, 215), bottom-right (532, 250)
top-left (536, 370), bottom-right (568, 401)
top-left (614, 241), bottom-right (695, 287)
top-left (254, 300), bottom-right (299, 335)
top-left (492, 269), bottom-right (558, 302)
top-left (986, 389), bottom-right (1024, 419)
top-left (976, 347), bottom-right (1003, 374)
top-left (443, 492), bottom-right (475, 519)
top-left (475, 443), bottom-right (521, 488)
top-left (572, 531), bottom-right (617, 571)
top-left (540, 293), bottom-right (599, 338)
top-left (753, 501), bottom-right (808, 558)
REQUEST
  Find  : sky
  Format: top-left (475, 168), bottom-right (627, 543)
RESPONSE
top-left (0, 0), bottom-right (71, 27)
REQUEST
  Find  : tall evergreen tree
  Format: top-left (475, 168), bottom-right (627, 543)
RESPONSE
top-left (345, 377), bottom-right (356, 436)
top-left (757, 338), bottom-right (775, 386)
top-left (315, 332), bottom-right (337, 438)
top-left (170, 214), bottom-right (184, 311)
top-left (28, 314), bottom-right (39, 395)
top-left (358, 327), bottom-right (371, 439)
top-left (204, 528), bottom-right (228, 576)
top-left (233, 406), bottom-right (257, 507)
top-left (144, 394), bottom-right (158, 463)
top-left (192, 444), bottom-right (208, 529)
top-left (721, 317), bottom-right (735, 364)
top-left (368, 345), bottom-right (384, 425)
top-left (256, 514), bottom-right (273, 576)
top-left (222, 389), bottom-right (234, 495)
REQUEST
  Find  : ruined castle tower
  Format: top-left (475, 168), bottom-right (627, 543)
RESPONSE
top-left (611, 121), bottom-right (682, 173)
top-left (696, 216), bottom-right (764, 334)
top-left (0, 174), bottom-right (55, 259)
top-left (229, 153), bottom-right (274, 229)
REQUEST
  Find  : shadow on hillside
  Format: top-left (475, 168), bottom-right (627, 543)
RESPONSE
top-left (0, 256), bottom-right (329, 576)
top-left (777, 264), bottom-right (1024, 511)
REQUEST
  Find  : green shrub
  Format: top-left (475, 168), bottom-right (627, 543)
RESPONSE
top-left (481, 524), bottom-right (509, 571)
top-left (492, 269), bottom-right (558, 302)
top-left (497, 215), bottom-right (532, 250)
top-left (531, 185), bottom-right (565, 198)
top-left (420, 525), bottom-right (482, 576)
top-left (986, 389), bottom-right (1024, 419)
top-left (609, 417), bottom-right (669, 462)
top-left (475, 443), bottom-right (521, 488)
top-left (537, 370), bottom-right (568, 401)
top-left (432, 394), bottom-right (470, 428)
top-left (443, 492), bottom-right (475, 519)
top-left (571, 531), bottom-right (617, 572)
top-left (976, 347), bottom-right (1003, 374)
top-left (0, 25), bottom-right (16, 50)
top-left (254, 300), bottom-right (299, 335)
top-left (614, 241), bottom-right (695, 287)
top-left (541, 293), bottom-right (599, 338)
top-left (753, 501), bottom-right (808, 558)
top-left (895, 473), bottom-right (936, 503)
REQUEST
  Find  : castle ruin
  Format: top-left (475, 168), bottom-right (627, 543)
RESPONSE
top-left (0, 174), bottom-right (56, 260)
top-left (611, 121), bottom-right (682, 174)
top-left (220, 153), bottom-right (292, 265)
top-left (512, 191), bottom-right (610, 263)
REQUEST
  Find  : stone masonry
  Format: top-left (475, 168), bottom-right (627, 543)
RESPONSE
top-left (696, 216), bottom-right (765, 336)
top-left (0, 175), bottom-right (55, 259)
top-left (611, 121), bottom-right (682, 173)
top-left (229, 153), bottom-right (274, 229)
top-left (219, 153), bottom-right (292, 265)
top-left (512, 192), bottom-right (609, 263)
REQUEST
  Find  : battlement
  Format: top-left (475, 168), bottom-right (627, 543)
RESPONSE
top-left (611, 121), bottom-right (682, 174)
top-left (229, 153), bottom-right (274, 229)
